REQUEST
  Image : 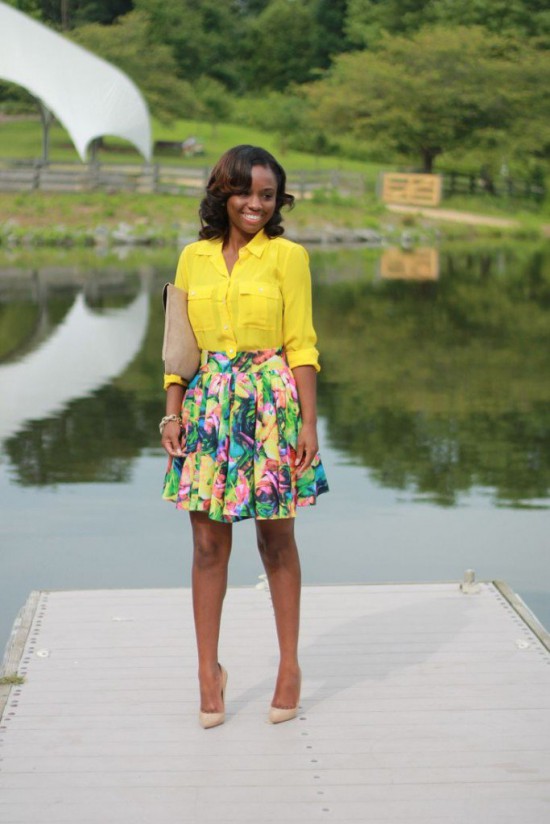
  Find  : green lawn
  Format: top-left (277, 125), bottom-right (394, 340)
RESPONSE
top-left (0, 116), bottom-right (382, 179)
top-left (0, 189), bottom-right (385, 236)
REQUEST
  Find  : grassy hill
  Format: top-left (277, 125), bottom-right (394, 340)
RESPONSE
top-left (0, 115), bottom-right (379, 176)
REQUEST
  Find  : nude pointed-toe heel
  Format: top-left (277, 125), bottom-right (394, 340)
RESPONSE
top-left (268, 703), bottom-right (299, 724)
top-left (199, 665), bottom-right (228, 730)
top-left (268, 673), bottom-right (301, 724)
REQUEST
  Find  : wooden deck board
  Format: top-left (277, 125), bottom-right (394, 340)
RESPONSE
top-left (1, 582), bottom-right (549, 823)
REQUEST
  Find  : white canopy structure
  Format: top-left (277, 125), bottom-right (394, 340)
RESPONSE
top-left (0, 1), bottom-right (152, 161)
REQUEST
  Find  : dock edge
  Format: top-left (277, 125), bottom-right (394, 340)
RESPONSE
top-left (493, 579), bottom-right (550, 652)
top-left (0, 590), bottom-right (42, 719)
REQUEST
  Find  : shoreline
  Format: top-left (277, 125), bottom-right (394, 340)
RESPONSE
top-left (0, 217), bottom-right (542, 250)
top-left (0, 191), bottom-right (545, 249)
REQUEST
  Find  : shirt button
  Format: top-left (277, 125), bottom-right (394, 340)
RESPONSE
top-left (229, 348), bottom-right (234, 354)
top-left (259, 287), bottom-right (264, 292)
top-left (224, 325), bottom-right (229, 330)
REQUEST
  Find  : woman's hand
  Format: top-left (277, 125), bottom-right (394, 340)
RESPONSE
top-left (295, 421), bottom-right (319, 474)
top-left (161, 420), bottom-right (183, 457)
top-left (162, 383), bottom-right (185, 457)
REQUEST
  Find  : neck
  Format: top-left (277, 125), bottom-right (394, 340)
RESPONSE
top-left (224, 226), bottom-right (259, 252)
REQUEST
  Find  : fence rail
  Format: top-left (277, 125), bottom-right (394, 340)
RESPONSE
top-left (0, 160), bottom-right (368, 199)
top-left (441, 170), bottom-right (546, 203)
top-left (0, 159), bottom-right (545, 203)
top-left (0, 162), bottom-right (209, 196)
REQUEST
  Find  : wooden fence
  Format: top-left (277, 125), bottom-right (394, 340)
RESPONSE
top-left (0, 162), bottom-right (209, 196)
top-left (0, 159), bottom-right (545, 203)
top-left (0, 160), bottom-right (367, 199)
top-left (441, 170), bottom-right (546, 203)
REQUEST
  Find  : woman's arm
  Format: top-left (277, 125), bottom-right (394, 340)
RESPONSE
top-left (281, 245), bottom-right (320, 374)
top-left (161, 383), bottom-right (185, 457)
top-left (292, 364), bottom-right (319, 473)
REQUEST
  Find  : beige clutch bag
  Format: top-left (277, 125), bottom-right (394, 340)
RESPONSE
top-left (162, 283), bottom-right (201, 381)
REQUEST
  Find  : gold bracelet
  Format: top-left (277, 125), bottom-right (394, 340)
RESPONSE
top-left (159, 414), bottom-right (181, 435)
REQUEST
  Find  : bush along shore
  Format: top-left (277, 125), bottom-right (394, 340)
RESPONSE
top-left (0, 214), bottom-right (543, 250)
top-left (0, 220), bottom-right (406, 249)
top-left (0, 192), bottom-right (545, 249)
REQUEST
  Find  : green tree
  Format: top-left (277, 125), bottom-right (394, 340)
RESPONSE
top-left (345, 0), bottom-right (429, 46)
top-left (2, 0), bottom-right (43, 19)
top-left (235, 90), bottom-right (315, 154)
top-left (243, 0), bottom-right (318, 91)
top-left (70, 11), bottom-right (199, 123)
top-left (306, 26), bottom-right (550, 172)
top-left (311, 0), bottom-right (350, 68)
top-left (431, 0), bottom-right (550, 39)
top-left (4, 0), bottom-right (134, 27)
top-left (195, 77), bottom-right (233, 136)
top-left (134, 0), bottom-right (242, 91)
top-left (345, 0), bottom-right (550, 45)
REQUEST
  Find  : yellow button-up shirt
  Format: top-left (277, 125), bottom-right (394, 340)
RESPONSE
top-left (164, 230), bottom-right (320, 388)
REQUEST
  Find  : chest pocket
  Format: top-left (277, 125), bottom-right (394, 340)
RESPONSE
top-left (238, 282), bottom-right (281, 330)
top-left (187, 285), bottom-right (217, 332)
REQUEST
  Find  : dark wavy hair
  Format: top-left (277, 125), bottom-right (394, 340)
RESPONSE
top-left (198, 145), bottom-right (294, 241)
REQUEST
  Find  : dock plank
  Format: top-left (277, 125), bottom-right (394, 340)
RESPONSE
top-left (1, 582), bottom-right (549, 823)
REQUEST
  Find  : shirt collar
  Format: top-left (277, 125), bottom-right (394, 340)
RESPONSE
top-left (245, 229), bottom-right (269, 257)
top-left (195, 229), bottom-right (269, 257)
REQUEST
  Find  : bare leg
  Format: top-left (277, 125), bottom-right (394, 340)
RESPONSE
top-left (255, 518), bottom-right (302, 708)
top-left (190, 511), bottom-right (232, 713)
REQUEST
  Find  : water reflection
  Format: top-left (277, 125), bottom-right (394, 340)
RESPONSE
top-left (0, 278), bottom-right (149, 445)
top-left (379, 247), bottom-right (439, 281)
top-left (312, 243), bottom-right (550, 508)
top-left (0, 243), bottom-right (548, 511)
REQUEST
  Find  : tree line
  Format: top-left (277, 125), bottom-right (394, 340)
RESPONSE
top-left (2, 1), bottom-right (549, 176)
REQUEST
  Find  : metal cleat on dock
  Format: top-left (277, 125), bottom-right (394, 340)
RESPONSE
top-left (460, 568), bottom-right (481, 594)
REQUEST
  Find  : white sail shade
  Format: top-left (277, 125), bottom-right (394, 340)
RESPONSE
top-left (0, 1), bottom-right (152, 161)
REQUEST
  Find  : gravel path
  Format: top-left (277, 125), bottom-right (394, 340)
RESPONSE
top-left (387, 203), bottom-right (520, 228)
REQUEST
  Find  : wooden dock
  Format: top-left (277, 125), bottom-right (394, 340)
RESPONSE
top-left (1, 581), bottom-right (549, 823)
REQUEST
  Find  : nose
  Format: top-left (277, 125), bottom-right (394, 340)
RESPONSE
top-left (247, 192), bottom-right (262, 210)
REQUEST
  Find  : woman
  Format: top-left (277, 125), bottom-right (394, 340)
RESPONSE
top-left (160, 145), bottom-right (328, 728)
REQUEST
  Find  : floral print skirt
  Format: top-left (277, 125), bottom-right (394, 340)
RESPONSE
top-left (162, 349), bottom-right (329, 523)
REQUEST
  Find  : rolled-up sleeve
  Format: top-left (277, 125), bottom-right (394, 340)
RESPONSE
top-left (281, 244), bottom-right (320, 372)
top-left (163, 247), bottom-right (190, 390)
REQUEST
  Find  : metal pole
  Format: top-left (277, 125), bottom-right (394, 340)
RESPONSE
top-left (37, 99), bottom-right (53, 166)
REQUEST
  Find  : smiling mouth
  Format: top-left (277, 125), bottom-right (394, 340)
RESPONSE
top-left (242, 213), bottom-right (262, 222)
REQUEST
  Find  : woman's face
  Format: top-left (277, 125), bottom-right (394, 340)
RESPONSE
top-left (226, 164), bottom-right (278, 239)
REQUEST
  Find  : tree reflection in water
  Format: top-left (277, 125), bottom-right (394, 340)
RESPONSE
top-left (1, 243), bottom-right (549, 508)
top-left (313, 243), bottom-right (550, 507)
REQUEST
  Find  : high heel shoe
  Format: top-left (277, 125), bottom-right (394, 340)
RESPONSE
top-left (268, 672), bottom-right (301, 724)
top-left (199, 665), bottom-right (228, 729)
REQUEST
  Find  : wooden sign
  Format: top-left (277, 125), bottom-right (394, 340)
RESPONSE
top-left (379, 248), bottom-right (439, 281)
top-left (381, 172), bottom-right (442, 206)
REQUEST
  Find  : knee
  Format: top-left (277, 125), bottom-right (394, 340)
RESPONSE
top-left (257, 529), bottom-right (294, 570)
top-left (193, 534), bottom-right (229, 571)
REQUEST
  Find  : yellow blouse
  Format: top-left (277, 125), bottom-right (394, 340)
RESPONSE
top-left (164, 230), bottom-right (320, 388)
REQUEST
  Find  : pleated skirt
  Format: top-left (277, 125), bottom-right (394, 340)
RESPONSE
top-left (162, 348), bottom-right (329, 523)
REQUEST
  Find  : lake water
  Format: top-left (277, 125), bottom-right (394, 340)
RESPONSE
top-left (1, 241), bottom-right (549, 655)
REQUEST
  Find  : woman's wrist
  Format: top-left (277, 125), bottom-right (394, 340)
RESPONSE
top-left (159, 414), bottom-right (182, 435)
